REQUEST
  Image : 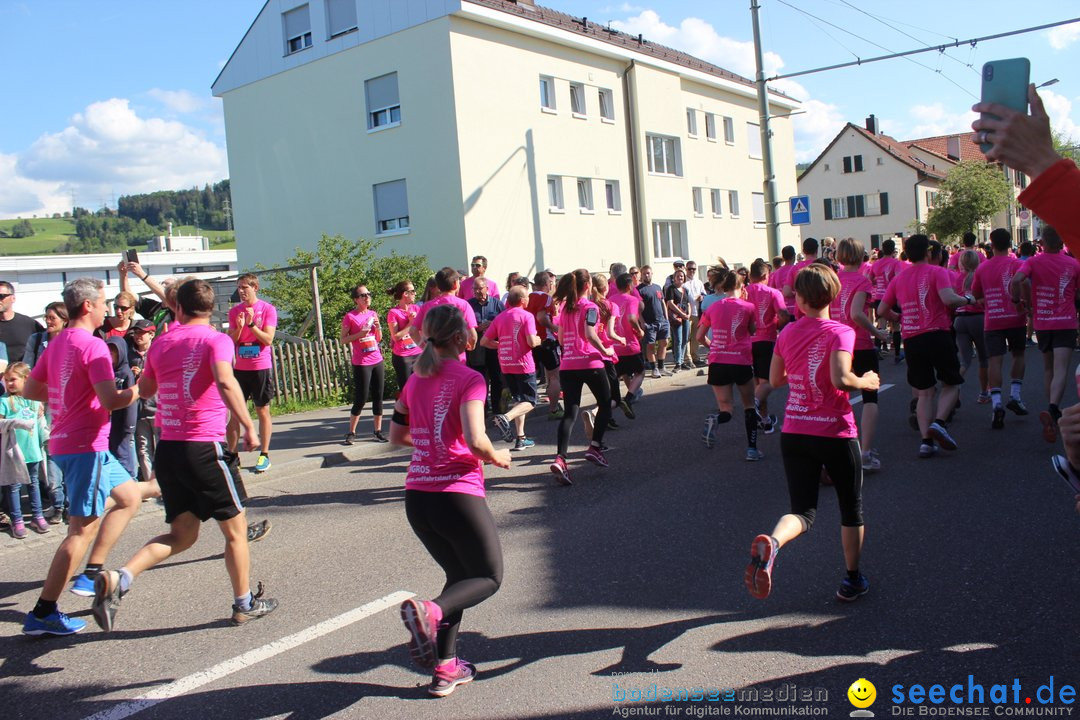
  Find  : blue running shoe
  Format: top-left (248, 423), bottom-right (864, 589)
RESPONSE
top-left (836, 573), bottom-right (870, 602)
top-left (511, 437), bottom-right (535, 451)
top-left (254, 454), bottom-right (271, 473)
top-left (70, 573), bottom-right (95, 597)
top-left (23, 609), bottom-right (86, 636)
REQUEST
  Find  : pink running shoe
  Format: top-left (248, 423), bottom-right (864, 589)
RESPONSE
top-left (744, 534), bottom-right (779, 600)
top-left (429, 658), bottom-right (477, 697)
top-left (400, 598), bottom-right (442, 669)
top-left (549, 456), bottom-right (573, 486)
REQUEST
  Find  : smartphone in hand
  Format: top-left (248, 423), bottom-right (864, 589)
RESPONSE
top-left (979, 58), bottom-right (1030, 152)
top-left (126, 249), bottom-right (140, 264)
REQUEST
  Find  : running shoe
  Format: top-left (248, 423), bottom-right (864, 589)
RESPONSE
top-left (745, 448), bottom-right (765, 462)
top-left (650, 367), bottom-right (661, 379)
top-left (836, 573), bottom-right (870, 602)
top-left (548, 403), bottom-right (565, 420)
top-left (492, 414), bottom-right (513, 443)
top-left (254, 454), bottom-right (272, 473)
top-left (861, 451), bottom-right (881, 472)
top-left (928, 422), bottom-right (957, 450)
top-left (22, 609), bottom-right (86, 636)
top-left (10, 521), bottom-right (26, 539)
top-left (47, 510), bottom-right (63, 526)
top-left (660, 368), bottom-right (673, 377)
top-left (991, 407), bottom-right (1005, 430)
top-left (758, 414), bottom-right (778, 434)
top-left (744, 534), bottom-right (779, 600)
top-left (70, 573), bottom-right (95, 597)
top-left (702, 414), bottom-right (718, 449)
top-left (618, 398), bottom-right (635, 420)
top-left (1040, 410), bottom-right (1058, 444)
top-left (976, 392), bottom-right (991, 404)
top-left (343, 432), bottom-right (355, 446)
top-left (30, 517), bottom-right (49, 534)
top-left (1006, 398), bottom-right (1029, 416)
top-left (247, 519), bottom-right (271, 543)
top-left (582, 409), bottom-right (596, 441)
top-left (584, 444), bottom-right (608, 468)
top-left (92, 569), bottom-right (124, 632)
top-left (607, 418), bottom-right (619, 430)
top-left (894, 351), bottom-right (905, 365)
top-left (429, 658), bottom-right (477, 697)
top-left (632, 387), bottom-right (644, 403)
top-left (231, 583), bottom-right (279, 625)
top-left (549, 455), bottom-right (573, 486)
top-left (511, 436), bottom-right (535, 451)
top-left (400, 597), bottom-right (441, 669)
top-left (918, 442), bottom-right (937, 459)
top-left (373, 431), bottom-right (389, 443)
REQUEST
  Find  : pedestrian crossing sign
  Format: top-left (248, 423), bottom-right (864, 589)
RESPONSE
top-left (790, 195), bottom-right (810, 225)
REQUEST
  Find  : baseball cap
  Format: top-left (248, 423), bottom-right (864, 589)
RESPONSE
top-left (130, 319), bottom-right (155, 333)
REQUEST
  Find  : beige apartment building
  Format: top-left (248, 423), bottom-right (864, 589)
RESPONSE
top-left (212, 0), bottom-right (801, 278)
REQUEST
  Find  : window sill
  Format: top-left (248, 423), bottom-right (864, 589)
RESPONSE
top-left (706, 137), bottom-right (717, 143)
top-left (549, 208), bottom-right (565, 214)
top-left (693, 213), bottom-right (704, 218)
top-left (601, 117), bottom-right (615, 124)
top-left (572, 112), bottom-right (588, 120)
top-left (283, 45), bottom-right (312, 58)
top-left (328, 27), bottom-right (358, 39)
top-left (580, 209), bottom-right (595, 215)
top-left (647, 172), bottom-right (682, 178)
top-left (541, 106), bottom-right (558, 115)
top-left (730, 215), bottom-right (740, 219)
top-left (688, 133), bottom-right (698, 140)
top-left (375, 228), bottom-right (411, 238)
top-left (607, 210), bottom-right (622, 215)
top-left (749, 155), bottom-right (763, 161)
top-left (367, 121), bottom-right (401, 134)
top-left (712, 214), bottom-right (722, 219)
top-left (725, 141), bottom-right (735, 146)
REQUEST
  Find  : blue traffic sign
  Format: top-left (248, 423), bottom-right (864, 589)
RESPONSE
top-left (789, 195), bottom-right (811, 225)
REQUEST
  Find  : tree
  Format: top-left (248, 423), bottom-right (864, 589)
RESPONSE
top-left (926, 160), bottom-right (1013, 240)
top-left (9, 219), bottom-right (35, 238)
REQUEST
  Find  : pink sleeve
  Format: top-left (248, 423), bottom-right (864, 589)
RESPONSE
top-left (524, 312), bottom-right (537, 336)
top-left (1018, 259), bottom-right (1033, 277)
top-left (933, 267), bottom-right (952, 291)
top-left (86, 342), bottom-right (115, 385)
top-left (880, 278), bottom-right (897, 308)
top-left (462, 371), bottom-right (488, 403)
top-left (832, 325), bottom-right (855, 355)
top-left (462, 303), bottom-right (478, 329)
top-left (211, 333), bottom-right (235, 364)
top-left (264, 303), bottom-right (278, 327)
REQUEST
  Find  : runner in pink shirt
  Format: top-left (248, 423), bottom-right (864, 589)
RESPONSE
top-left (951, 250), bottom-right (990, 406)
top-left (481, 287), bottom-right (541, 450)
top-left (971, 228), bottom-right (1029, 429)
top-left (342, 284), bottom-right (387, 444)
top-left (867, 238), bottom-right (904, 363)
top-left (744, 263), bottom-right (879, 603)
top-left (1010, 226), bottom-right (1080, 441)
top-left (584, 274), bottom-right (627, 437)
top-left (696, 268), bottom-right (762, 461)
top-left (386, 280), bottom-right (423, 392)
top-left (391, 303), bottom-right (511, 697)
top-left (91, 278), bottom-right (277, 633)
top-left (947, 232), bottom-right (986, 270)
top-left (782, 238), bottom-right (820, 320)
top-left (524, 272), bottom-right (562, 417)
top-left (609, 271), bottom-right (646, 418)
top-left (745, 259), bottom-right (789, 436)
top-left (879, 235), bottom-right (974, 457)
top-left (769, 245), bottom-right (798, 315)
top-left (412, 268), bottom-right (479, 363)
top-left (226, 273), bottom-right (277, 473)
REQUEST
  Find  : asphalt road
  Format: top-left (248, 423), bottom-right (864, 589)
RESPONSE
top-left (1, 348), bottom-right (1078, 720)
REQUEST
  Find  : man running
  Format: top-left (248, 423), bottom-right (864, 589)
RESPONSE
top-left (483, 287), bottom-right (541, 450)
top-left (227, 273), bottom-right (277, 473)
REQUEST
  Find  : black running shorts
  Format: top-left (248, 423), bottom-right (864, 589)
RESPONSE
top-left (615, 353), bottom-right (645, 377)
top-left (708, 362), bottom-right (753, 387)
top-left (234, 368), bottom-right (275, 407)
top-left (751, 341), bottom-right (775, 380)
top-left (155, 440), bottom-right (247, 523)
top-left (984, 326), bottom-right (1027, 357)
top-left (852, 348), bottom-right (880, 403)
top-left (903, 330), bottom-right (963, 390)
top-left (1036, 328), bottom-right (1077, 354)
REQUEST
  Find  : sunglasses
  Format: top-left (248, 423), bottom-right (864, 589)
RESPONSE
top-left (404, 289), bottom-right (417, 294)
top-left (471, 263), bottom-right (484, 268)
top-left (0, 293), bottom-right (11, 301)
top-left (115, 305), bottom-right (132, 312)
top-left (355, 292), bottom-right (372, 298)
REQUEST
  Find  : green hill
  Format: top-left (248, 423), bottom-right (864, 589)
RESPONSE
top-left (0, 217), bottom-right (77, 255)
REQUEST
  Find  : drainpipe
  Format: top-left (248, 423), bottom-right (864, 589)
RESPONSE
top-left (621, 60), bottom-right (648, 267)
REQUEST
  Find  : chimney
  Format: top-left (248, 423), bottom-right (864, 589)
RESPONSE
top-left (512, 0), bottom-right (537, 9)
top-left (946, 136), bottom-right (961, 161)
top-left (865, 114), bottom-right (880, 135)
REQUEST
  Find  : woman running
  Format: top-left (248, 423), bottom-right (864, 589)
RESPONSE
top-left (744, 263), bottom-right (880, 602)
top-left (341, 284), bottom-right (387, 444)
top-left (696, 267), bottom-right (761, 460)
top-left (386, 281), bottom-right (422, 392)
top-left (550, 269), bottom-right (616, 485)
top-left (583, 274), bottom-right (625, 438)
top-left (392, 304), bottom-right (511, 698)
top-left (952, 250), bottom-right (989, 404)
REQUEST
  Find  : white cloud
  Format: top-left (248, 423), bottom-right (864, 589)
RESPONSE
top-left (147, 88), bottom-right (209, 114)
top-left (1047, 25), bottom-right (1080, 51)
top-left (1039, 89), bottom-right (1080, 141)
top-left (904, 103), bottom-right (978, 139)
top-left (0, 98), bottom-right (227, 218)
top-left (791, 99), bottom-right (846, 163)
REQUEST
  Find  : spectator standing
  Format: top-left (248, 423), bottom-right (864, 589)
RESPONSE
top-left (125, 319), bottom-right (158, 484)
top-left (118, 262), bottom-right (175, 333)
top-left (637, 266), bottom-right (670, 378)
top-left (227, 274), bottom-right (277, 473)
top-left (342, 284), bottom-right (387, 444)
top-left (664, 269), bottom-right (692, 371)
top-left (683, 262), bottom-right (706, 367)
top-left (458, 256), bottom-right (499, 301)
top-left (0, 280), bottom-right (45, 365)
top-left (1, 362), bottom-right (50, 537)
top-left (97, 292), bottom-right (137, 340)
top-left (466, 279), bottom-right (505, 414)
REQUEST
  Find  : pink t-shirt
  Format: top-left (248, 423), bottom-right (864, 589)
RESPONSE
top-left (972, 255), bottom-right (1026, 331)
top-left (596, 300), bottom-right (620, 356)
top-left (483, 306), bottom-right (536, 374)
top-left (458, 276), bottom-right (499, 301)
top-left (228, 299), bottom-right (277, 371)
top-left (868, 256), bottom-right (903, 300)
top-left (30, 327), bottom-right (114, 455)
top-left (142, 323), bottom-right (235, 442)
top-left (701, 296), bottom-right (755, 365)
top-left (831, 269), bottom-right (874, 351)
top-left (413, 294), bottom-right (478, 362)
top-left (775, 317), bottom-right (858, 439)
top-left (556, 298), bottom-right (605, 371)
top-left (880, 263), bottom-right (954, 339)
top-left (948, 248), bottom-right (986, 270)
top-left (771, 264), bottom-right (798, 311)
top-left (609, 291), bottom-right (641, 356)
top-left (745, 282), bottom-right (786, 343)
top-left (342, 308), bottom-right (383, 366)
top-left (387, 305), bottom-right (422, 357)
top-left (951, 270), bottom-right (981, 315)
top-left (1019, 251), bottom-right (1080, 330)
top-left (402, 361), bottom-right (488, 497)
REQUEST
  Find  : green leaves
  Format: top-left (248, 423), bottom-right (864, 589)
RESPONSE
top-left (926, 161), bottom-right (1013, 240)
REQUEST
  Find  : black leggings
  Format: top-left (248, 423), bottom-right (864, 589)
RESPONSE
top-left (604, 361), bottom-right (620, 405)
top-left (405, 490), bottom-right (503, 660)
top-left (351, 362), bottom-right (384, 417)
top-left (557, 367), bottom-right (612, 456)
top-left (391, 354), bottom-right (417, 391)
top-left (780, 433), bottom-right (864, 530)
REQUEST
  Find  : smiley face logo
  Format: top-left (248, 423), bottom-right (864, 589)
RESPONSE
top-left (848, 678), bottom-right (877, 709)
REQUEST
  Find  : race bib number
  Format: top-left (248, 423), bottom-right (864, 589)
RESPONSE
top-left (238, 343), bottom-right (261, 359)
top-left (359, 336), bottom-right (378, 354)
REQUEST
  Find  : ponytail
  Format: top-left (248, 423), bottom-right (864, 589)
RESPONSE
top-left (554, 268), bottom-right (590, 314)
top-left (414, 304), bottom-right (467, 378)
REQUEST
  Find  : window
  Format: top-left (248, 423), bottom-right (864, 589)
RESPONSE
top-left (577, 178), bottom-right (593, 213)
top-left (172, 265), bottom-right (231, 273)
top-left (824, 193), bottom-right (888, 219)
top-left (692, 187), bottom-right (704, 216)
top-left (710, 188), bottom-right (722, 217)
top-left (747, 123), bottom-right (762, 159)
top-left (651, 221), bottom-right (687, 260)
top-left (877, 157), bottom-right (884, 166)
top-left (825, 197), bottom-right (848, 220)
top-left (547, 176), bottom-right (564, 211)
top-left (723, 116), bottom-right (735, 144)
top-left (686, 109), bottom-right (697, 137)
top-left (926, 190), bottom-right (938, 208)
top-left (539, 76), bottom-right (556, 111)
top-left (728, 190), bottom-right (740, 217)
top-left (605, 180), bottom-right (621, 212)
top-left (864, 193), bottom-right (880, 216)
top-left (598, 88), bottom-right (614, 121)
top-left (365, 73), bottom-right (400, 130)
top-left (326, 0), bottom-right (357, 37)
top-left (842, 155), bottom-right (864, 173)
top-left (646, 134), bottom-right (681, 176)
top-left (705, 113), bottom-right (717, 141)
top-left (752, 192), bottom-right (766, 226)
top-left (373, 179), bottom-right (409, 235)
top-left (283, 4), bottom-right (313, 54)
top-left (569, 83), bottom-right (586, 116)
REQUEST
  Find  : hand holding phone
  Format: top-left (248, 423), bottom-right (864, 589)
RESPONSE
top-left (978, 58), bottom-right (1030, 153)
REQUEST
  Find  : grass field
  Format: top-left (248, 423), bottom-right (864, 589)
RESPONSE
top-left (0, 217), bottom-right (76, 255)
top-left (165, 224), bottom-right (237, 249)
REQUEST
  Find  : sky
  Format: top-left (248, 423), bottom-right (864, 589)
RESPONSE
top-left (2, 0), bottom-right (1079, 219)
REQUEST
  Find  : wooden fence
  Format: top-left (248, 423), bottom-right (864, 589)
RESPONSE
top-left (269, 339), bottom-right (354, 406)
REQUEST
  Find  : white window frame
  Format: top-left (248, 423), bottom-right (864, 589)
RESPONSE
top-left (598, 88), bottom-right (615, 123)
top-left (283, 4), bottom-right (313, 55)
top-left (710, 188), bottom-right (722, 217)
top-left (686, 109), bottom-right (698, 137)
top-left (569, 82), bottom-right (586, 118)
top-left (728, 190), bottom-right (740, 217)
top-left (830, 197), bottom-right (848, 220)
top-left (651, 220), bottom-right (687, 261)
top-left (723, 116), bottom-right (735, 144)
top-left (646, 134), bottom-right (682, 176)
top-left (539, 76), bottom-right (557, 113)
top-left (365, 73), bottom-right (401, 132)
top-left (692, 187), bottom-right (704, 217)
top-left (752, 192), bottom-right (766, 227)
top-left (705, 113), bottom-right (717, 141)
top-left (605, 180), bottom-right (622, 214)
top-left (864, 192), bottom-right (881, 217)
top-left (577, 178), bottom-right (594, 214)
top-left (373, 179), bottom-right (410, 237)
top-left (747, 122), bottom-right (763, 159)
top-left (547, 175), bottom-right (564, 212)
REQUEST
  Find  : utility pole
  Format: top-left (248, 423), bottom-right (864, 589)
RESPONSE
top-left (750, 0), bottom-right (780, 259)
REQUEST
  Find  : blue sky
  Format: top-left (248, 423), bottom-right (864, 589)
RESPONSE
top-left (2, 0), bottom-right (1078, 219)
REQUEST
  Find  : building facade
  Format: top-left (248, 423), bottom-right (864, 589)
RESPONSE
top-left (212, 0), bottom-right (801, 279)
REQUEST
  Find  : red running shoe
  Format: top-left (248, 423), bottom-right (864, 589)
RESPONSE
top-left (744, 534), bottom-right (779, 600)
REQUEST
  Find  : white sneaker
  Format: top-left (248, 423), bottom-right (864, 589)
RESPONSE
top-left (651, 367), bottom-right (661, 379)
top-left (861, 451), bottom-right (881, 472)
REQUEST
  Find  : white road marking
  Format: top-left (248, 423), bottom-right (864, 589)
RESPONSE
top-left (850, 383), bottom-right (894, 406)
top-left (81, 590), bottom-right (415, 720)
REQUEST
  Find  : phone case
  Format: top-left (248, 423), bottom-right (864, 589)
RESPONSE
top-left (979, 58), bottom-right (1030, 152)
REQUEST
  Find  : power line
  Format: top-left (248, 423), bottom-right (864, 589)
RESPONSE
top-left (836, 0), bottom-right (978, 75)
